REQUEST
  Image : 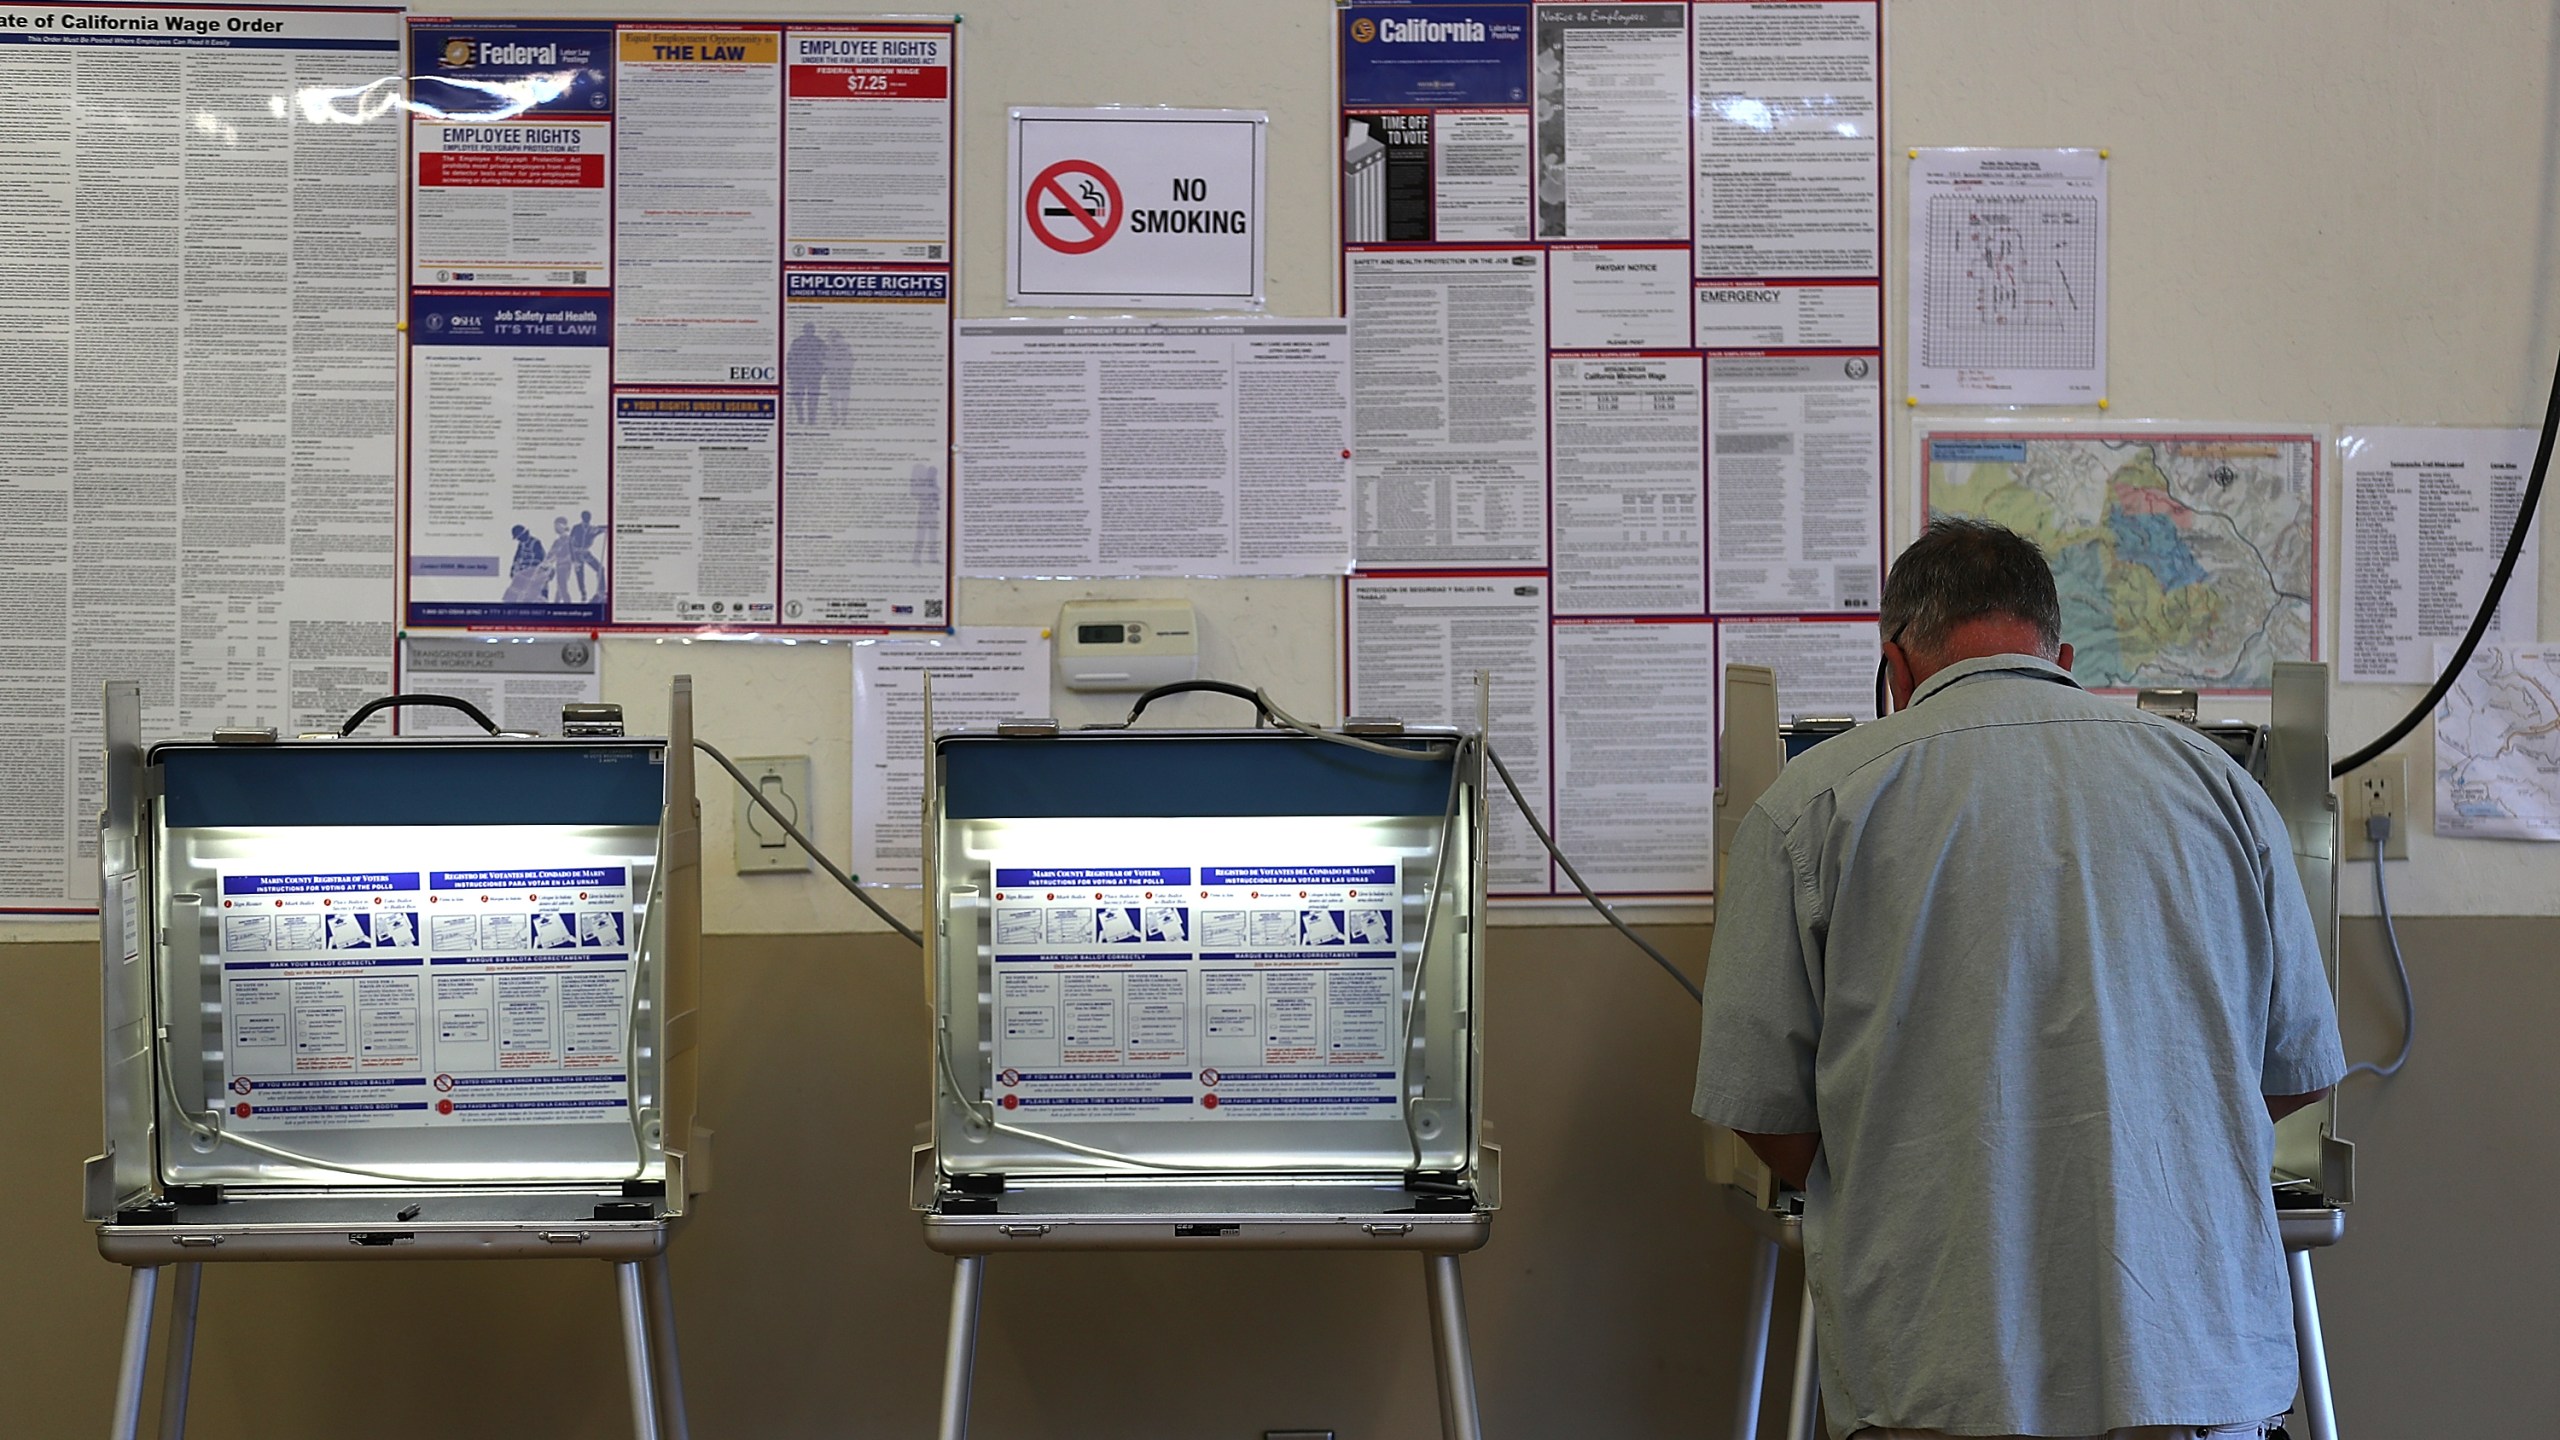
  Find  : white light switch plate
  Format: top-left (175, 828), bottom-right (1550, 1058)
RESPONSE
top-left (732, 755), bottom-right (812, 873)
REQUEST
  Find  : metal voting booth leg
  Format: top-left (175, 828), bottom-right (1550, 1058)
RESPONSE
top-left (1727, 1240), bottom-right (1820, 1440)
top-left (157, 1264), bottom-right (202, 1440)
top-left (1781, 1283), bottom-right (1820, 1440)
top-left (934, 1254), bottom-right (1486, 1440)
top-left (2289, 1250), bottom-right (2340, 1440)
top-left (1730, 1237), bottom-right (1780, 1440)
top-left (1729, 1244), bottom-right (2343, 1440)
top-left (618, 1255), bottom-right (697, 1440)
top-left (109, 1258), bottom-right (690, 1440)
top-left (937, 1256), bottom-right (984, 1440)
top-left (110, 1264), bottom-right (205, 1440)
top-left (644, 1252), bottom-right (695, 1440)
top-left (109, 1266), bottom-right (159, 1440)
top-left (1424, 1253), bottom-right (1486, 1440)
top-left (616, 1262), bottom-right (664, 1440)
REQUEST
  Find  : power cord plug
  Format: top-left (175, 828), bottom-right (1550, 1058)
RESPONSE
top-left (2345, 811), bottom-right (2413, 1080)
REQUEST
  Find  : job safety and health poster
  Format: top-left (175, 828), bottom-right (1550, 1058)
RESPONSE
top-left (405, 18), bottom-right (958, 632)
top-left (1337, 1), bottom-right (1887, 899)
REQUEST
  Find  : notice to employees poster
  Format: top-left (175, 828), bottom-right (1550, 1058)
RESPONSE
top-left (1336, 2), bottom-right (1887, 898)
top-left (404, 18), bottom-right (958, 632)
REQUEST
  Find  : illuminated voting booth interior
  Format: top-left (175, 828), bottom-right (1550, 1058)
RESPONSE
top-left (1706, 662), bottom-right (2352, 1440)
top-left (916, 706), bottom-right (1497, 1437)
top-left (88, 680), bottom-right (704, 1437)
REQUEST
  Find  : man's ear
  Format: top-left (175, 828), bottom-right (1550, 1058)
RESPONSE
top-left (1884, 641), bottom-right (1918, 710)
top-left (2056, 641), bottom-right (2075, 673)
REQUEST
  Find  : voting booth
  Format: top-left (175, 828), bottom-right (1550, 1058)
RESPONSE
top-left (1707, 662), bottom-right (2351, 1440)
top-left (86, 680), bottom-right (705, 1440)
top-left (914, 698), bottom-right (1496, 1439)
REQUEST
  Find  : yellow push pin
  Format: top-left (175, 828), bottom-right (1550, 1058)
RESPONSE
top-left (2098, 148), bottom-right (2109, 160)
top-left (1906, 395), bottom-right (1919, 407)
top-left (2097, 398), bottom-right (2110, 411)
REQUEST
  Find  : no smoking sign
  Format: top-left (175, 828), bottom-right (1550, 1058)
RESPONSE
top-left (1026, 159), bottom-right (1122, 255)
top-left (1009, 106), bottom-right (1266, 309)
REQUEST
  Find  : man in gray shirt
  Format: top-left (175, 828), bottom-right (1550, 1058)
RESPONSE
top-left (1695, 520), bottom-right (2346, 1439)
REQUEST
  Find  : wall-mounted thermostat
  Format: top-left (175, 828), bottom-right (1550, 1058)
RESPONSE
top-left (1056, 599), bottom-right (1199, 691)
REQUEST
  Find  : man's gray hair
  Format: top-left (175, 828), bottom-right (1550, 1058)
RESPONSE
top-left (1879, 518), bottom-right (2065, 661)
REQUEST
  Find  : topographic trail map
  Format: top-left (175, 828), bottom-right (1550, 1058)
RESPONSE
top-left (2435, 643), bottom-right (2560, 840)
top-left (1922, 431), bottom-right (2319, 689)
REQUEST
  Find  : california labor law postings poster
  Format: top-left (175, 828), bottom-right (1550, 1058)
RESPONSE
top-left (1336, 3), bottom-right (1886, 898)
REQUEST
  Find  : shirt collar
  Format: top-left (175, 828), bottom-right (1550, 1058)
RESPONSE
top-left (1907, 652), bottom-right (2084, 706)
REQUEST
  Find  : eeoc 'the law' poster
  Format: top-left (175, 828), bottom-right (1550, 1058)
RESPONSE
top-left (0, 1), bottom-right (404, 912)
top-left (404, 18), bottom-right (958, 632)
top-left (1336, 2), bottom-right (1887, 898)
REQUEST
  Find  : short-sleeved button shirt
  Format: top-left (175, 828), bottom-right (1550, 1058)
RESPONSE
top-left (1694, 655), bottom-right (2346, 1438)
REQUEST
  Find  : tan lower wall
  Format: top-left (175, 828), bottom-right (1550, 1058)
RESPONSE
top-left (1, 917), bottom-right (2549, 1438)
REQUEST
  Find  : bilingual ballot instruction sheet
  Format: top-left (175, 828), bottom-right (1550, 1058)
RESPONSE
top-left (215, 866), bottom-right (637, 1131)
top-left (404, 18), bottom-right (957, 633)
top-left (986, 862), bottom-right (1405, 1122)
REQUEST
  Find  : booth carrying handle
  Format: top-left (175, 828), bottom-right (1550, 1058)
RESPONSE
top-left (339, 692), bottom-right (502, 737)
top-left (1122, 679), bottom-right (1272, 727)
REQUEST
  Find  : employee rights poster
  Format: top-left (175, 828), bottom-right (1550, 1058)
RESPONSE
top-left (403, 19), bottom-right (959, 632)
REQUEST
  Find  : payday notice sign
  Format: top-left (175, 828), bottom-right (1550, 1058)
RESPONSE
top-left (1008, 106), bottom-right (1267, 309)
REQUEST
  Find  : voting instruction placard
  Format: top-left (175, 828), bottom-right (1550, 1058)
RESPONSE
top-left (215, 866), bottom-right (637, 1132)
top-left (987, 861), bottom-right (1405, 1123)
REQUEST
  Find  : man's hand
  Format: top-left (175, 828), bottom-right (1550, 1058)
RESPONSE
top-left (2266, 1088), bottom-right (2328, 1123)
top-left (1736, 1130), bottom-right (1820, 1187)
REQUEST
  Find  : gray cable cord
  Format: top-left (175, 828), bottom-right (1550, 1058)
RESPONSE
top-left (1247, 686), bottom-right (1701, 1006)
top-left (1479, 744), bottom-right (1703, 1004)
top-left (2343, 814), bottom-right (2415, 1080)
top-left (710, 699), bottom-right (1693, 1005)
top-left (693, 737), bottom-right (922, 945)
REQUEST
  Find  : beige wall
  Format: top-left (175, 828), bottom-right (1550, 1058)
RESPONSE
top-left (6, 918), bottom-right (2554, 1437)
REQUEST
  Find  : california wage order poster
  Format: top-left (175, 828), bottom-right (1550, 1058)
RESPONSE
top-left (0, 1), bottom-right (404, 912)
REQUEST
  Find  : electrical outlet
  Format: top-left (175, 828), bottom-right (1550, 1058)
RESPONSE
top-left (2340, 754), bottom-right (2409, 861)
top-left (732, 755), bottom-right (812, 873)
